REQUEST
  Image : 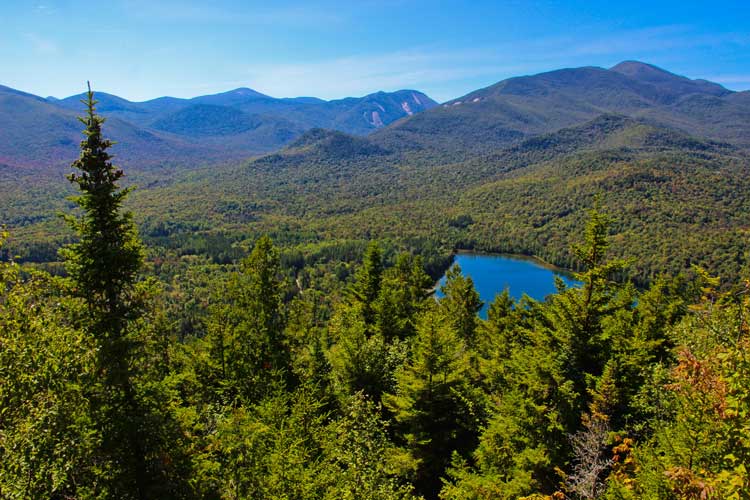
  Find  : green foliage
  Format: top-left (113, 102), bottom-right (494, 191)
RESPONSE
top-left (439, 263), bottom-right (483, 348)
top-left (0, 259), bottom-right (99, 499)
top-left (351, 241), bottom-right (384, 325)
top-left (376, 253), bottom-right (433, 342)
top-left (385, 305), bottom-right (483, 498)
top-left (204, 235), bottom-right (289, 403)
top-left (176, 385), bottom-right (419, 500)
top-left (327, 245), bottom-right (433, 403)
top-left (327, 303), bottom-right (407, 400)
top-left (610, 281), bottom-right (750, 499)
top-left (319, 393), bottom-right (419, 500)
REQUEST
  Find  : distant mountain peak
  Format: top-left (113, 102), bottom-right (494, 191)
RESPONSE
top-left (198, 87), bottom-right (271, 101)
top-left (610, 60), bottom-right (674, 77)
top-left (228, 87), bottom-right (268, 97)
top-left (610, 60), bottom-right (730, 96)
top-left (278, 127), bottom-right (389, 159)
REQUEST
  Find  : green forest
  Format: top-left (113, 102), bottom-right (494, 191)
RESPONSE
top-left (2, 91), bottom-right (750, 500)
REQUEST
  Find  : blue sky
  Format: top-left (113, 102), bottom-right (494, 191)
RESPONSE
top-left (2, 0), bottom-right (749, 102)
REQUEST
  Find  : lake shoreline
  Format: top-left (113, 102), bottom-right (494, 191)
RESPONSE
top-left (430, 250), bottom-right (579, 301)
top-left (452, 249), bottom-right (576, 278)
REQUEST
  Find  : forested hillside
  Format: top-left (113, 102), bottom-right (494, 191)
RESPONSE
top-left (4, 62), bottom-right (750, 287)
top-left (0, 84), bottom-right (436, 170)
top-left (2, 92), bottom-right (749, 499)
top-left (78, 113), bottom-right (750, 285)
top-left (373, 61), bottom-right (750, 152)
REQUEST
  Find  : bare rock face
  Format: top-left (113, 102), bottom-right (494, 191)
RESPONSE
top-left (370, 110), bottom-right (385, 127)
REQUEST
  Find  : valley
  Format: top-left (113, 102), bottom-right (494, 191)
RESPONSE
top-left (3, 2), bottom-right (750, 495)
top-left (3, 61), bottom-right (749, 285)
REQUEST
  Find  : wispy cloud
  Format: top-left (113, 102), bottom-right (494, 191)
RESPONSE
top-left (237, 47), bottom-right (528, 100)
top-left (33, 3), bottom-right (57, 15)
top-left (224, 25), bottom-right (749, 101)
top-left (707, 75), bottom-right (750, 83)
top-left (120, 0), bottom-right (344, 27)
top-left (24, 33), bottom-right (59, 55)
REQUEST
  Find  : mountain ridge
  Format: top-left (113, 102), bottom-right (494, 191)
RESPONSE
top-left (371, 60), bottom-right (748, 155)
top-left (4, 60), bottom-right (750, 284)
top-left (0, 84), bottom-right (438, 170)
top-left (2, 60), bottom-right (748, 174)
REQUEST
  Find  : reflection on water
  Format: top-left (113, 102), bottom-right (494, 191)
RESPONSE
top-left (436, 253), bottom-right (580, 318)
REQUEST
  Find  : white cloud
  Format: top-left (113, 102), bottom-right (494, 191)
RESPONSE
top-left (24, 33), bottom-right (59, 55)
top-left (218, 25), bottom-right (750, 101)
top-left (120, 0), bottom-right (344, 27)
top-left (707, 75), bottom-right (750, 84)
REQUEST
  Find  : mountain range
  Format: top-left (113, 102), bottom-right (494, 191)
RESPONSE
top-left (4, 60), bottom-right (750, 282)
top-left (372, 60), bottom-right (750, 154)
top-left (3, 60), bottom-right (750, 172)
top-left (0, 84), bottom-right (436, 170)
top-left (126, 60), bottom-right (750, 281)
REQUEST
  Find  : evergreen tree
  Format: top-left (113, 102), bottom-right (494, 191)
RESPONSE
top-left (61, 82), bottom-right (144, 383)
top-left (327, 301), bottom-right (408, 401)
top-left (320, 393), bottom-right (419, 500)
top-left (384, 305), bottom-right (481, 499)
top-left (439, 264), bottom-right (483, 348)
top-left (205, 235), bottom-right (288, 403)
top-left (239, 235), bottom-right (287, 375)
top-left (351, 241), bottom-right (384, 326)
top-left (60, 85), bottom-right (190, 498)
top-left (480, 289), bottom-right (518, 357)
top-left (376, 253), bottom-right (432, 342)
top-left (328, 248), bottom-right (424, 402)
top-left (542, 207), bottom-right (630, 403)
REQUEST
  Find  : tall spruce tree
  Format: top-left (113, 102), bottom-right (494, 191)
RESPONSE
top-left (61, 82), bottom-right (143, 366)
top-left (205, 235), bottom-right (289, 402)
top-left (351, 241), bottom-right (384, 326)
top-left (384, 305), bottom-right (481, 499)
top-left (60, 85), bottom-right (187, 498)
top-left (439, 264), bottom-right (483, 348)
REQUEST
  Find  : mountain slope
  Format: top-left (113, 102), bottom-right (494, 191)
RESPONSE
top-left (0, 85), bottom-right (437, 170)
top-left (374, 61), bottom-right (750, 152)
top-left (609, 60), bottom-right (730, 98)
top-left (0, 85), bottom-right (223, 170)
top-left (51, 87), bottom-right (437, 137)
top-left (113, 111), bottom-right (750, 284)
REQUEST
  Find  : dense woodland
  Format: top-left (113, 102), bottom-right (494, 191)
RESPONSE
top-left (2, 90), bottom-right (750, 500)
top-left (5, 63), bottom-right (750, 290)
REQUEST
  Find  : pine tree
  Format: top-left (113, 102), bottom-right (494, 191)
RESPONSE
top-left (439, 264), bottom-right (483, 348)
top-left (60, 85), bottom-right (189, 498)
top-left (61, 83), bottom-right (144, 384)
top-left (62, 83), bottom-right (143, 331)
top-left (384, 306), bottom-right (481, 499)
top-left (239, 235), bottom-right (286, 375)
top-left (206, 235), bottom-right (289, 402)
top-left (351, 241), bottom-right (384, 326)
top-left (543, 206), bottom-right (629, 401)
top-left (376, 253), bottom-right (432, 342)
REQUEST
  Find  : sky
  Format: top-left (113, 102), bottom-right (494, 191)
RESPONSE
top-left (2, 0), bottom-right (749, 103)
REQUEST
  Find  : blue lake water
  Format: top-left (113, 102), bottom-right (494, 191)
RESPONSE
top-left (436, 253), bottom-right (581, 318)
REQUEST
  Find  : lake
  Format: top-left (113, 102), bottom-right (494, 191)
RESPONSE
top-left (436, 253), bottom-right (580, 318)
